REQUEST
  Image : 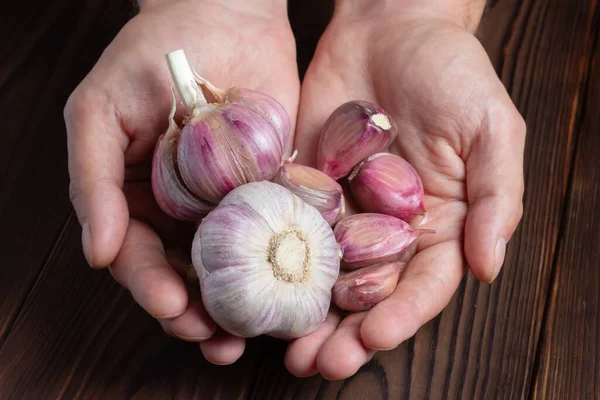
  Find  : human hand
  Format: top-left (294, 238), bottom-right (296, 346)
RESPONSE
top-left (285, 0), bottom-right (525, 379)
top-left (64, 0), bottom-right (299, 364)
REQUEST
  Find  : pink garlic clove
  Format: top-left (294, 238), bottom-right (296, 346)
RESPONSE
top-left (333, 213), bottom-right (434, 269)
top-left (150, 93), bottom-right (216, 221)
top-left (317, 100), bottom-right (398, 180)
top-left (194, 77), bottom-right (292, 156)
top-left (177, 103), bottom-right (284, 203)
top-left (273, 153), bottom-right (345, 225)
top-left (348, 152), bottom-right (426, 222)
top-left (227, 87), bottom-right (292, 156)
top-left (333, 262), bottom-right (404, 312)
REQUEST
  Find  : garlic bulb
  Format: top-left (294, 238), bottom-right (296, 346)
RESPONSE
top-left (273, 151), bottom-right (345, 225)
top-left (349, 152), bottom-right (426, 222)
top-left (317, 100), bottom-right (398, 180)
top-left (191, 181), bottom-right (341, 339)
top-left (151, 49), bottom-right (291, 218)
top-left (334, 213), bottom-right (434, 269)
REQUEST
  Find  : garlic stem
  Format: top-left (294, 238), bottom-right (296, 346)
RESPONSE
top-left (165, 49), bottom-right (207, 113)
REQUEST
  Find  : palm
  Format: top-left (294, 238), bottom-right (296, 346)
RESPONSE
top-left (66, 1), bottom-right (299, 364)
top-left (287, 19), bottom-right (524, 379)
top-left (108, 3), bottom-right (299, 245)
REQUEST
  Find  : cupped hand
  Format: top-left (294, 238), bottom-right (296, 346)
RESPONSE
top-left (285, 7), bottom-right (525, 380)
top-left (64, 0), bottom-right (299, 365)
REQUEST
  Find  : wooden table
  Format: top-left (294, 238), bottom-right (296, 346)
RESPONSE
top-left (1, 0), bottom-right (598, 398)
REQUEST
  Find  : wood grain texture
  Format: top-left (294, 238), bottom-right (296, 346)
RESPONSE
top-left (0, 0), bottom-right (133, 346)
top-left (532, 3), bottom-right (600, 398)
top-left (0, 0), bottom-right (598, 398)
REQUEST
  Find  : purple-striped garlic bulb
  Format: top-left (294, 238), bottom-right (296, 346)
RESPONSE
top-left (151, 49), bottom-right (291, 219)
top-left (348, 152), bottom-right (426, 222)
top-left (191, 181), bottom-right (341, 339)
top-left (317, 100), bottom-right (398, 180)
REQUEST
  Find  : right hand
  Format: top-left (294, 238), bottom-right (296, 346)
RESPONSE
top-left (64, 0), bottom-right (299, 365)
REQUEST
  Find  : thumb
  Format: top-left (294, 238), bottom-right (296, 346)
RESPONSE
top-left (464, 100), bottom-right (526, 283)
top-left (64, 88), bottom-right (130, 268)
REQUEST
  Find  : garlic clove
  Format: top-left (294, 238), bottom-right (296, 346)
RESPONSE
top-left (273, 158), bottom-right (345, 226)
top-left (192, 181), bottom-right (341, 340)
top-left (151, 92), bottom-right (216, 221)
top-left (317, 100), bottom-right (398, 180)
top-left (163, 50), bottom-right (289, 205)
top-left (348, 152), bottom-right (426, 222)
top-left (333, 262), bottom-right (404, 312)
top-left (333, 213), bottom-right (434, 269)
top-left (226, 87), bottom-right (292, 156)
top-left (193, 76), bottom-right (292, 157)
top-left (177, 102), bottom-right (284, 203)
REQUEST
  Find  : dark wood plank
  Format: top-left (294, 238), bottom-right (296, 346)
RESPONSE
top-left (0, 0), bottom-right (133, 345)
top-left (0, 215), bottom-right (260, 399)
top-left (532, 5), bottom-right (600, 399)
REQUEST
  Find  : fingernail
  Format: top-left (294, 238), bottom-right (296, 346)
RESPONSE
top-left (491, 238), bottom-right (507, 283)
top-left (172, 332), bottom-right (212, 342)
top-left (365, 344), bottom-right (398, 351)
top-left (82, 221), bottom-right (94, 267)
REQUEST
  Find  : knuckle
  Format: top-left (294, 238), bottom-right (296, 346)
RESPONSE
top-left (68, 179), bottom-right (82, 205)
top-left (516, 201), bottom-right (524, 221)
top-left (514, 112), bottom-right (527, 137)
top-left (513, 199), bottom-right (525, 228)
top-left (63, 87), bottom-right (85, 123)
top-left (64, 85), bottom-right (105, 130)
top-left (482, 100), bottom-right (526, 141)
top-left (501, 104), bottom-right (526, 140)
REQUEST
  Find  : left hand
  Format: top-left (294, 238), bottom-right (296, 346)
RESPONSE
top-left (284, 3), bottom-right (525, 380)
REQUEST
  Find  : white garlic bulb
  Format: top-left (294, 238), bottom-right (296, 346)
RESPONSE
top-left (191, 181), bottom-right (341, 339)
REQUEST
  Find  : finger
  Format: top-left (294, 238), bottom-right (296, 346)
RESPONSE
top-left (199, 329), bottom-right (246, 365)
top-left (284, 308), bottom-right (343, 377)
top-left (65, 89), bottom-right (130, 268)
top-left (316, 312), bottom-right (377, 381)
top-left (158, 250), bottom-right (215, 342)
top-left (159, 298), bottom-right (216, 341)
top-left (360, 240), bottom-right (464, 350)
top-left (109, 219), bottom-right (188, 319)
top-left (123, 182), bottom-right (196, 248)
top-left (464, 103), bottom-right (526, 282)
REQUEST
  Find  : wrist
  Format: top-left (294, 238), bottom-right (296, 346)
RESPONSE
top-left (138, 0), bottom-right (289, 19)
top-left (334, 0), bottom-right (486, 33)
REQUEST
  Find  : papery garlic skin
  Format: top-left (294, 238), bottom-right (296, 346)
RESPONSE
top-left (317, 100), bottom-right (398, 180)
top-left (164, 50), bottom-right (290, 204)
top-left (349, 152), bottom-right (425, 222)
top-left (273, 160), bottom-right (345, 225)
top-left (228, 88), bottom-right (292, 156)
top-left (333, 262), bottom-right (404, 311)
top-left (334, 213), bottom-right (433, 269)
top-left (191, 75), bottom-right (291, 155)
top-left (177, 103), bottom-right (284, 203)
top-left (191, 181), bottom-right (341, 339)
top-left (151, 93), bottom-right (216, 220)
